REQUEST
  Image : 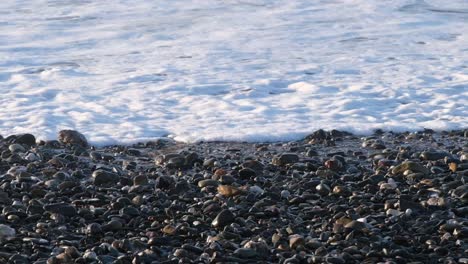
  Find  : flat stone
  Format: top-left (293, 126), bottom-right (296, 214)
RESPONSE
top-left (272, 153), bottom-right (299, 166)
top-left (217, 185), bottom-right (242, 197)
top-left (392, 161), bottom-right (429, 175)
top-left (43, 203), bottom-right (77, 217)
top-left (420, 151), bottom-right (450, 161)
top-left (0, 224), bottom-right (15, 239)
top-left (234, 248), bottom-right (257, 259)
top-left (399, 196), bottom-right (425, 212)
top-left (344, 220), bottom-right (368, 231)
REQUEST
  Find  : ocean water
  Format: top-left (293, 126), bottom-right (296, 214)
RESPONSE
top-left (0, 0), bottom-right (467, 145)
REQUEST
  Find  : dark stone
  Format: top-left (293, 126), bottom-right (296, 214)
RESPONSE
top-left (92, 170), bottom-right (119, 186)
top-left (43, 203), bottom-right (77, 217)
top-left (420, 151), bottom-right (450, 161)
top-left (86, 223), bottom-right (102, 236)
top-left (306, 129), bottom-right (328, 141)
top-left (239, 168), bottom-right (256, 179)
top-left (155, 175), bottom-right (174, 190)
top-left (14, 134), bottom-right (36, 146)
top-left (212, 209), bottom-right (235, 228)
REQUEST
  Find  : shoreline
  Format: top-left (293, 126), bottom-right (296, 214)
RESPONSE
top-left (4, 128), bottom-right (468, 148)
top-left (0, 129), bottom-right (467, 263)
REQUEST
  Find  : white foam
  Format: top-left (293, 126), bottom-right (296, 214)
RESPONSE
top-left (0, 0), bottom-right (467, 145)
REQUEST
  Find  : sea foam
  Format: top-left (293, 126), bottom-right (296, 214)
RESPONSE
top-left (0, 0), bottom-right (467, 145)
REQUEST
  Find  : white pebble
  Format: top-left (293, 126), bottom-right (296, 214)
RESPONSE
top-left (387, 178), bottom-right (397, 189)
top-left (0, 224), bottom-right (16, 239)
top-left (405, 209), bottom-right (413, 216)
top-left (281, 190), bottom-right (291, 199)
top-left (249, 186), bottom-right (264, 196)
top-left (386, 209), bottom-right (402, 217)
top-left (83, 250), bottom-right (98, 260)
top-left (357, 217), bottom-right (367, 223)
top-left (25, 153), bottom-right (40, 161)
top-left (6, 166), bottom-right (27, 176)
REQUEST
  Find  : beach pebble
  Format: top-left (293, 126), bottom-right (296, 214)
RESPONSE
top-left (272, 153), bottom-right (299, 166)
top-left (14, 133), bottom-right (36, 146)
top-left (392, 161), bottom-right (429, 175)
top-left (0, 224), bottom-right (15, 239)
top-left (289, 234), bottom-right (305, 249)
top-left (92, 169), bottom-right (119, 186)
top-left (58, 130), bottom-right (88, 147)
top-left (212, 209), bottom-right (235, 228)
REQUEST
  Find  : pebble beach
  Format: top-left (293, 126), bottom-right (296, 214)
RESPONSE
top-left (1, 1), bottom-right (468, 263)
top-left (0, 129), bottom-right (467, 264)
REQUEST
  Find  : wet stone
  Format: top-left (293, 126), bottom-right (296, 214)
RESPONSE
top-left (289, 234), bottom-right (305, 249)
top-left (272, 153), bottom-right (299, 166)
top-left (420, 151), bottom-right (450, 161)
top-left (58, 130), bottom-right (88, 147)
top-left (86, 223), bottom-right (102, 236)
top-left (92, 170), bottom-right (119, 186)
top-left (9, 144), bottom-right (26, 153)
top-left (234, 248), bottom-right (257, 259)
top-left (239, 168), bottom-right (256, 178)
top-left (43, 203), bottom-right (77, 217)
top-left (392, 161), bottom-right (429, 175)
top-left (220, 175), bottom-right (235, 184)
top-left (14, 133), bottom-right (36, 146)
top-left (212, 209), bottom-right (235, 228)
top-left (316, 183), bottom-right (331, 196)
top-left (198, 179), bottom-right (219, 188)
top-left (133, 175), bottom-right (148, 186)
top-left (155, 175), bottom-right (174, 189)
top-left (0, 224), bottom-right (16, 239)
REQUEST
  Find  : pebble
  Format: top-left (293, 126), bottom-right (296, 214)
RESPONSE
top-left (86, 223), bottom-right (102, 236)
top-left (58, 130), bottom-right (88, 147)
top-left (281, 190), bottom-right (291, 199)
top-left (289, 234), bottom-right (305, 249)
top-left (420, 151), bottom-right (449, 161)
top-left (234, 248), bottom-right (257, 259)
top-left (217, 185), bottom-right (242, 197)
top-left (92, 169), bottom-right (119, 186)
top-left (0, 224), bottom-right (15, 239)
top-left (212, 209), bottom-right (235, 228)
top-left (392, 161), bottom-right (429, 175)
top-left (272, 153), bottom-right (299, 166)
top-left (43, 203), bottom-right (77, 217)
top-left (197, 179), bottom-right (219, 188)
top-left (12, 133), bottom-right (36, 145)
top-left (238, 168), bottom-right (256, 178)
top-left (386, 209), bottom-right (402, 217)
top-left (133, 175), bottom-right (148, 186)
top-left (316, 183), bottom-right (331, 196)
top-left (9, 144), bottom-right (26, 153)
